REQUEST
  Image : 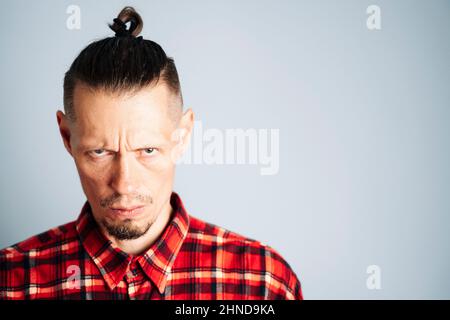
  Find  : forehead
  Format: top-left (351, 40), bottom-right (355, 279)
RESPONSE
top-left (71, 83), bottom-right (176, 144)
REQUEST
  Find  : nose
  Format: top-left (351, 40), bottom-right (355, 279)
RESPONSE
top-left (110, 152), bottom-right (139, 195)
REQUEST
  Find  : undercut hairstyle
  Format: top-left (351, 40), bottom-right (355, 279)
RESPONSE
top-left (63, 6), bottom-right (183, 122)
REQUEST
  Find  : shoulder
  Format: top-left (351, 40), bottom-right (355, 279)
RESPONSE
top-left (0, 220), bottom-right (80, 299)
top-left (187, 214), bottom-right (260, 245)
top-left (0, 220), bottom-right (78, 262)
top-left (186, 215), bottom-right (303, 299)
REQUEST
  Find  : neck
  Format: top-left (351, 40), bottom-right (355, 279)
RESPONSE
top-left (105, 199), bottom-right (173, 256)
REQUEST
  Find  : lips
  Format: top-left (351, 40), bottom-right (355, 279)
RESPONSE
top-left (109, 205), bottom-right (145, 217)
top-left (110, 205), bottom-right (144, 211)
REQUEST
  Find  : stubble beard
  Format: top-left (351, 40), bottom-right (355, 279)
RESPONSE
top-left (101, 217), bottom-right (153, 240)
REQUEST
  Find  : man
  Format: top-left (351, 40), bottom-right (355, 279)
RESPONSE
top-left (0, 7), bottom-right (303, 300)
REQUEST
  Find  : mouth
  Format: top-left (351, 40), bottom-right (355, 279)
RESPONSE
top-left (108, 205), bottom-right (145, 218)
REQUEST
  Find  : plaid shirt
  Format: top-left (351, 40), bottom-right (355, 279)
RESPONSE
top-left (0, 192), bottom-right (303, 300)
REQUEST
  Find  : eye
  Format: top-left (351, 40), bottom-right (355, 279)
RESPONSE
top-left (89, 149), bottom-right (108, 158)
top-left (141, 147), bottom-right (158, 157)
top-left (143, 148), bottom-right (155, 154)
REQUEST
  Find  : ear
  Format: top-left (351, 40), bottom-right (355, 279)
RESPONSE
top-left (179, 108), bottom-right (194, 147)
top-left (170, 108), bottom-right (194, 163)
top-left (56, 110), bottom-right (74, 157)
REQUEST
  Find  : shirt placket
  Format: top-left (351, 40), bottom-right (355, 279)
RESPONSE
top-left (124, 258), bottom-right (144, 300)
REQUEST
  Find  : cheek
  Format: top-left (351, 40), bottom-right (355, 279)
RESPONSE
top-left (75, 159), bottom-right (111, 192)
top-left (80, 170), bottom-right (109, 190)
top-left (142, 158), bottom-right (176, 189)
top-left (74, 153), bottom-right (176, 196)
top-left (138, 157), bottom-right (176, 198)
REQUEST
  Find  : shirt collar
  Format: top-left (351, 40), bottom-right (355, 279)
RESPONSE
top-left (75, 191), bottom-right (190, 294)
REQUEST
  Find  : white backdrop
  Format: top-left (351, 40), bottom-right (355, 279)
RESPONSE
top-left (0, 0), bottom-right (449, 299)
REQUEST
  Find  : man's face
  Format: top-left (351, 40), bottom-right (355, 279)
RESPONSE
top-left (57, 83), bottom-right (192, 241)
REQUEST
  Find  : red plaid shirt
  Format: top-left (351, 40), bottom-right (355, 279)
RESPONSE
top-left (0, 192), bottom-right (303, 300)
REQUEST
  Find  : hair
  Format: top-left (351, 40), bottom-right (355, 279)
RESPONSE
top-left (63, 6), bottom-right (183, 122)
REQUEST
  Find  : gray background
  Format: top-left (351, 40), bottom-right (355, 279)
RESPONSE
top-left (1, 0), bottom-right (449, 299)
